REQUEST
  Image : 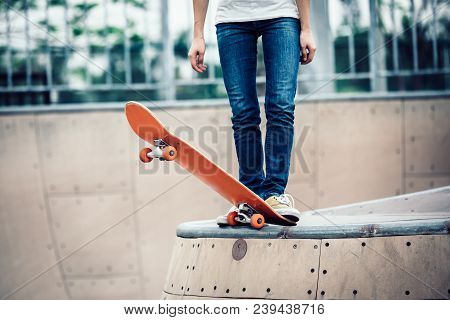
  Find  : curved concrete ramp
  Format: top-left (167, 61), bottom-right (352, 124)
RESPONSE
top-left (163, 187), bottom-right (450, 300)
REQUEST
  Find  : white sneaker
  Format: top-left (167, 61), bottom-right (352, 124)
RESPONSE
top-left (265, 194), bottom-right (301, 221)
top-left (216, 206), bottom-right (238, 225)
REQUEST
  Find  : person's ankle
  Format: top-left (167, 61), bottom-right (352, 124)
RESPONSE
top-left (263, 192), bottom-right (281, 201)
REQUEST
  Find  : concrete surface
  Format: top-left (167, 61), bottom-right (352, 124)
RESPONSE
top-left (166, 187), bottom-right (450, 300)
top-left (163, 235), bottom-right (449, 300)
top-left (177, 186), bottom-right (450, 239)
top-left (0, 96), bottom-right (449, 299)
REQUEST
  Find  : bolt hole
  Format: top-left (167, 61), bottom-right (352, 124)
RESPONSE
top-left (361, 242), bottom-right (366, 247)
top-left (187, 288), bottom-right (190, 292)
top-left (323, 270), bottom-right (327, 274)
top-left (192, 266), bottom-right (195, 270)
top-left (181, 286), bottom-right (184, 290)
top-left (325, 242), bottom-right (330, 247)
top-left (405, 290), bottom-right (410, 295)
top-left (242, 288), bottom-right (246, 292)
top-left (192, 244), bottom-right (194, 248)
top-left (310, 268), bottom-right (315, 273)
top-left (268, 242), bottom-right (272, 247)
top-left (406, 241), bottom-right (411, 247)
top-left (171, 284), bottom-right (173, 288)
top-left (266, 288), bottom-right (271, 293)
top-left (186, 265), bottom-right (189, 269)
top-left (226, 289), bottom-right (230, 294)
top-left (201, 288), bottom-right (204, 292)
top-left (314, 245), bottom-right (318, 249)
top-left (212, 244), bottom-right (215, 248)
top-left (307, 290), bottom-right (312, 295)
top-left (353, 290), bottom-right (358, 295)
top-left (320, 291), bottom-right (325, 296)
top-left (197, 243), bottom-right (200, 247)
top-left (293, 244), bottom-right (297, 249)
top-left (213, 286), bottom-right (217, 291)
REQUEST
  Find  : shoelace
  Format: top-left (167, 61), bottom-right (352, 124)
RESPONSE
top-left (275, 194), bottom-right (295, 207)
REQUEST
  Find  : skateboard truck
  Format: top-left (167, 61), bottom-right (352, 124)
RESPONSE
top-left (227, 203), bottom-right (266, 229)
top-left (140, 139), bottom-right (177, 163)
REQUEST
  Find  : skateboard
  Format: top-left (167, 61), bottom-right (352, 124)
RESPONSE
top-left (125, 101), bottom-right (298, 229)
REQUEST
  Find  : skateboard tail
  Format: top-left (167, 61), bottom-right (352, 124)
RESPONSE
top-left (125, 102), bottom-right (168, 142)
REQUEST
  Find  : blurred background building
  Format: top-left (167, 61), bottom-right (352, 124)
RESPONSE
top-left (0, 0), bottom-right (449, 300)
top-left (1, 0), bottom-right (449, 105)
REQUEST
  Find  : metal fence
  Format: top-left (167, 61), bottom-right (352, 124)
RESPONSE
top-left (0, 0), bottom-right (449, 106)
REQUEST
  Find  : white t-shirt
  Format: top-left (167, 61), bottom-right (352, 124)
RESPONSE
top-left (215, 0), bottom-right (299, 25)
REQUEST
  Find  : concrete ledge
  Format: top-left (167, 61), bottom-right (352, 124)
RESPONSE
top-left (165, 187), bottom-right (450, 300)
top-left (1, 91), bottom-right (449, 114)
top-left (177, 187), bottom-right (450, 239)
top-left (163, 235), bottom-right (449, 299)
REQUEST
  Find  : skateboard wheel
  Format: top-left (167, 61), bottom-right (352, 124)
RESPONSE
top-left (139, 147), bottom-right (153, 163)
top-left (226, 211), bottom-right (239, 226)
top-left (162, 146), bottom-right (177, 161)
top-left (250, 214), bottom-right (265, 229)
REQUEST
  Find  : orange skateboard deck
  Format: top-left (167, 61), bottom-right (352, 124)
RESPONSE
top-left (125, 101), bottom-right (298, 228)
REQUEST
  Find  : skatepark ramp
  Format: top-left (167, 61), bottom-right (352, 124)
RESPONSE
top-left (162, 187), bottom-right (450, 300)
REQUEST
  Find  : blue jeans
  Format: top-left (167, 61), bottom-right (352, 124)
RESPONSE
top-left (216, 18), bottom-right (300, 200)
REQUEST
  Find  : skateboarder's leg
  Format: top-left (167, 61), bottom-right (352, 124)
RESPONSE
top-left (260, 18), bottom-right (300, 199)
top-left (216, 23), bottom-right (265, 197)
